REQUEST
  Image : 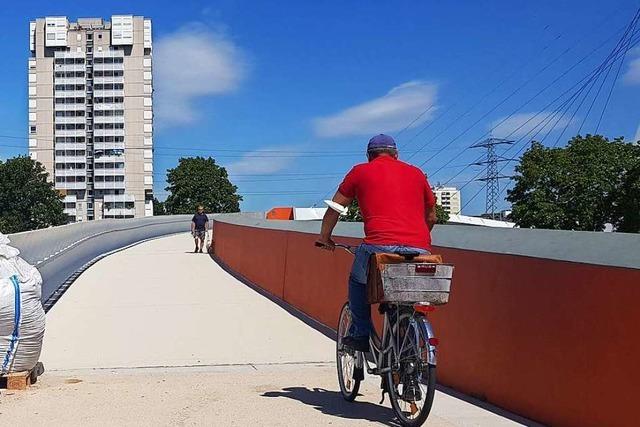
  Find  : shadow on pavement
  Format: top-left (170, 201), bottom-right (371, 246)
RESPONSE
top-left (262, 387), bottom-right (400, 426)
top-left (212, 255), bottom-right (542, 427)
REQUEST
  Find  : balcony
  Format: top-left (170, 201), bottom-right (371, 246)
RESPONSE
top-left (55, 155), bottom-right (87, 163)
top-left (94, 129), bottom-right (125, 137)
top-left (93, 76), bottom-right (124, 85)
top-left (55, 182), bottom-right (86, 190)
top-left (93, 155), bottom-right (124, 163)
top-left (93, 115), bottom-right (124, 124)
top-left (55, 169), bottom-right (87, 178)
top-left (54, 90), bottom-right (86, 98)
top-left (94, 181), bottom-right (126, 190)
top-left (103, 208), bottom-right (135, 217)
top-left (93, 63), bottom-right (124, 71)
top-left (54, 64), bottom-right (86, 73)
top-left (94, 142), bottom-right (125, 151)
top-left (55, 116), bottom-right (86, 125)
top-left (104, 194), bottom-right (135, 203)
top-left (63, 207), bottom-right (78, 216)
top-left (94, 102), bottom-right (124, 111)
top-left (55, 129), bottom-right (86, 138)
top-left (94, 168), bottom-right (125, 176)
top-left (93, 89), bottom-right (124, 98)
top-left (55, 142), bottom-right (86, 151)
top-left (55, 77), bottom-right (85, 85)
top-left (54, 104), bottom-right (86, 112)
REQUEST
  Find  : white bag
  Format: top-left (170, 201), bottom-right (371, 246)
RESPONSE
top-left (0, 233), bottom-right (46, 374)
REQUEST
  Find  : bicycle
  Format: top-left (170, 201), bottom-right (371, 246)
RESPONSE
top-left (319, 242), bottom-right (452, 427)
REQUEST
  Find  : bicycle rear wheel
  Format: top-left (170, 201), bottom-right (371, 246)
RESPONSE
top-left (386, 313), bottom-right (436, 426)
top-left (336, 302), bottom-right (362, 401)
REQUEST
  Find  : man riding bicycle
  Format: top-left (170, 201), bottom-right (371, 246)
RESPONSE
top-left (316, 134), bottom-right (437, 352)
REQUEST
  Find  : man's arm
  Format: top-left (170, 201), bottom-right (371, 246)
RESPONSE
top-left (426, 205), bottom-right (437, 231)
top-left (316, 191), bottom-right (353, 250)
top-left (424, 175), bottom-right (437, 231)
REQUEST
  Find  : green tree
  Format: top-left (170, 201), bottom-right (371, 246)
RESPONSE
top-left (342, 199), bottom-right (362, 222)
top-left (507, 135), bottom-right (640, 232)
top-left (164, 157), bottom-right (242, 214)
top-left (340, 199), bottom-right (449, 224)
top-left (0, 156), bottom-right (67, 233)
top-left (610, 161), bottom-right (640, 233)
top-left (152, 197), bottom-right (166, 216)
top-left (435, 204), bottom-right (450, 224)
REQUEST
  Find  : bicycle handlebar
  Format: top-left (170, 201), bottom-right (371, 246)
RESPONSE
top-left (314, 241), bottom-right (356, 255)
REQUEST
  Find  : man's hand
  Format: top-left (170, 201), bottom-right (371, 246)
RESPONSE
top-left (315, 237), bottom-right (336, 251)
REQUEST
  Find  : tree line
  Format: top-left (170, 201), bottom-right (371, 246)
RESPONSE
top-left (0, 134), bottom-right (638, 233)
top-left (507, 135), bottom-right (639, 232)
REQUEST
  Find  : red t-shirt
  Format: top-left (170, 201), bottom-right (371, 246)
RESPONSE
top-left (339, 156), bottom-right (436, 250)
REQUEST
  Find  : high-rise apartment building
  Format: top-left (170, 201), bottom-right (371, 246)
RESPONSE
top-left (28, 15), bottom-right (153, 221)
top-left (432, 186), bottom-right (462, 215)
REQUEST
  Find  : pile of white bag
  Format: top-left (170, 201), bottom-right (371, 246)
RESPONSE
top-left (0, 233), bottom-right (45, 374)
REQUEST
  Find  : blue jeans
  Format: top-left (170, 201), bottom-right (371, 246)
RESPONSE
top-left (348, 243), bottom-right (429, 338)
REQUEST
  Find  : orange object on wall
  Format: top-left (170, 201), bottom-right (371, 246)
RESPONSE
top-left (213, 219), bottom-right (640, 427)
top-left (266, 207), bottom-right (294, 220)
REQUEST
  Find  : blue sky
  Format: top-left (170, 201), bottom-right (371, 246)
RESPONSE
top-left (1, 0), bottom-right (639, 214)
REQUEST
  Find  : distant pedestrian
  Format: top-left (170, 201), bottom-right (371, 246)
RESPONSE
top-left (191, 205), bottom-right (209, 253)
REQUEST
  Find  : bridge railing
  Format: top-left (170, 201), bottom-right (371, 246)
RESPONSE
top-left (212, 215), bottom-right (640, 427)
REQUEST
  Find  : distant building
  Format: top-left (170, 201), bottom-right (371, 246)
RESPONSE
top-left (432, 186), bottom-right (461, 215)
top-left (28, 16), bottom-right (154, 222)
top-left (266, 207), bottom-right (328, 221)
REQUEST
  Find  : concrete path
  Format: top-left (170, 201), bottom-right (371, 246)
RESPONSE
top-left (0, 234), bottom-right (529, 426)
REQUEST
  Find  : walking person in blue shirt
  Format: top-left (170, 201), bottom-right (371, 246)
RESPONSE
top-left (191, 205), bottom-right (209, 253)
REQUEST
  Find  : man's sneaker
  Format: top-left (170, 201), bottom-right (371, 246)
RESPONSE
top-left (341, 336), bottom-right (369, 352)
top-left (194, 247), bottom-right (199, 253)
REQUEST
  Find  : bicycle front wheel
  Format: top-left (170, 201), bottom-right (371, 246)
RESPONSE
top-left (336, 302), bottom-right (361, 401)
top-left (386, 313), bottom-right (436, 426)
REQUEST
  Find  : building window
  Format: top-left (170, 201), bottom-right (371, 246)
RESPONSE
top-left (30, 126), bottom-right (36, 134)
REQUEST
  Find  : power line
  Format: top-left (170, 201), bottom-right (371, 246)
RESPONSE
top-left (595, 18), bottom-right (640, 133)
top-left (459, 19), bottom-right (640, 214)
top-left (431, 22), bottom-right (640, 187)
top-left (402, 8), bottom-right (628, 167)
top-left (420, 21), bottom-right (633, 176)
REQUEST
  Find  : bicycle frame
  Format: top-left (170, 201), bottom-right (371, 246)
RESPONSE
top-left (332, 243), bottom-right (438, 373)
top-left (354, 304), bottom-right (437, 377)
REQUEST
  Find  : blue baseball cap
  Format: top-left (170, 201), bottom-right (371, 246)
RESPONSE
top-left (367, 134), bottom-right (397, 151)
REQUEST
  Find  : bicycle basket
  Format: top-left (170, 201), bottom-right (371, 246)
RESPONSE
top-left (367, 253), bottom-right (454, 305)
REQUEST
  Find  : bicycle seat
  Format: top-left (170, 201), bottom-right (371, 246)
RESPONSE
top-left (394, 251), bottom-right (421, 261)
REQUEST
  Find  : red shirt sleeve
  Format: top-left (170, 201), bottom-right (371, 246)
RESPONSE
top-left (424, 177), bottom-right (436, 209)
top-left (338, 167), bottom-right (359, 198)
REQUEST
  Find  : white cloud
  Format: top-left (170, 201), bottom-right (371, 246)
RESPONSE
top-left (225, 146), bottom-right (299, 175)
top-left (634, 123), bottom-right (640, 142)
top-left (623, 48), bottom-right (640, 85)
top-left (490, 112), bottom-right (571, 139)
top-left (154, 24), bottom-right (247, 128)
top-left (313, 81), bottom-right (438, 138)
